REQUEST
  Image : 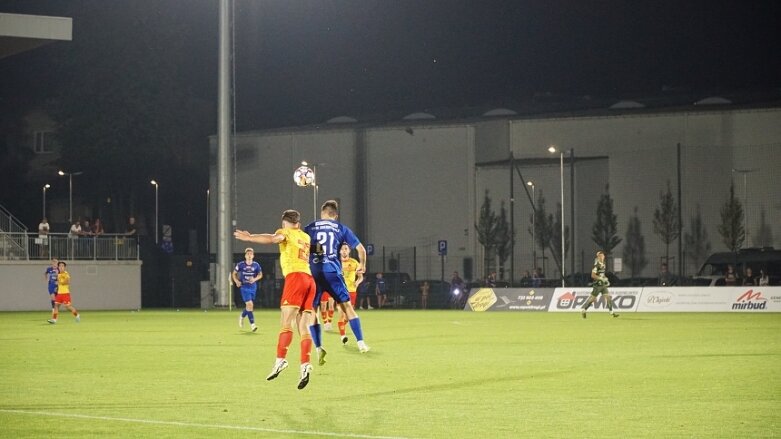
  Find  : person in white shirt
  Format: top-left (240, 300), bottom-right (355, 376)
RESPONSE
top-left (38, 218), bottom-right (50, 257)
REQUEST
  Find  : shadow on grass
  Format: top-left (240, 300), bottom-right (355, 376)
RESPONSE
top-left (356, 368), bottom-right (573, 398)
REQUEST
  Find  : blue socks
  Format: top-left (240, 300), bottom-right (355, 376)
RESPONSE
top-left (241, 309), bottom-right (248, 318)
top-left (349, 317), bottom-right (364, 342)
top-left (309, 323), bottom-right (322, 348)
top-left (247, 311), bottom-right (254, 324)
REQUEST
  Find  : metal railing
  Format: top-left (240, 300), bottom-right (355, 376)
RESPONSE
top-left (0, 232), bottom-right (138, 261)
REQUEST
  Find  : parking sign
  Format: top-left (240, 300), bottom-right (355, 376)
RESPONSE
top-left (438, 240), bottom-right (447, 256)
top-left (366, 243), bottom-right (375, 256)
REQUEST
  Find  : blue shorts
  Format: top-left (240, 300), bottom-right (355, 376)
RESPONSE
top-left (240, 287), bottom-right (256, 303)
top-left (48, 285), bottom-right (58, 295)
top-left (311, 269), bottom-right (350, 307)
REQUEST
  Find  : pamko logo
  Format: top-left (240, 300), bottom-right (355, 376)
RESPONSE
top-left (555, 291), bottom-right (637, 310)
top-left (732, 289), bottom-right (767, 310)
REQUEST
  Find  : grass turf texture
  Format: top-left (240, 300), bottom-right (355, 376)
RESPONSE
top-left (0, 310), bottom-right (779, 438)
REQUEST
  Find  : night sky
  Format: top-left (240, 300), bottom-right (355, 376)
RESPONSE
top-left (1, 0), bottom-right (779, 240)
top-left (2, 0), bottom-right (779, 129)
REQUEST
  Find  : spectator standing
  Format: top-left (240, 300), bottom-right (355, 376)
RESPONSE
top-left (375, 272), bottom-right (388, 309)
top-left (450, 271), bottom-right (465, 308)
top-left (91, 218), bottom-right (105, 236)
top-left (486, 271), bottom-right (497, 287)
top-left (38, 218), bottom-right (50, 258)
top-left (724, 265), bottom-right (738, 286)
top-left (742, 267), bottom-right (756, 286)
top-left (419, 281), bottom-right (430, 309)
top-left (758, 269), bottom-right (770, 286)
top-left (658, 263), bottom-right (675, 286)
top-left (531, 268), bottom-right (542, 288)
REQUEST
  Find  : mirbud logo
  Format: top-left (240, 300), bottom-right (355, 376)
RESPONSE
top-left (732, 289), bottom-right (767, 310)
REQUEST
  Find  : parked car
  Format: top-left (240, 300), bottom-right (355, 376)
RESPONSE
top-left (694, 248), bottom-right (781, 286)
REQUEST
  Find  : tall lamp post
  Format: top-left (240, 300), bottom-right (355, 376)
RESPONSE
top-left (42, 184), bottom-right (51, 219)
top-left (151, 180), bottom-right (159, 244)
top-left (58, 170), bottom-right (83, 224)
top-left (527, 181), bottom-right (536, 270)
top-left (547, 146), bottom-right (565, 287)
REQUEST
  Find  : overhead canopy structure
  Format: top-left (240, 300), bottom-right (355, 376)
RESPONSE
top-left (0, 12), bottom-right (72, 59)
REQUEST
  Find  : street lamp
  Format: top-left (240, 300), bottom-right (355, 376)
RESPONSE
top-left (42, 184), bottom-right (51, 219)
top-left (527, 181), bottom-right (536, 270)
top-left (58, 170), bottom-right (83, 223)
top-left (547, 146), bottom-right (565, 287)
top-left (151, 180), bottom-right (159, 244)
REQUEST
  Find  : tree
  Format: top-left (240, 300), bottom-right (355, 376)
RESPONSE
top-left (550, 202), bottom-right (570, 275)
top-left (623, 207), bottom-right (648, 278)
top-left (475, 190), bottom-right (497, 277)
top-left (494, 200), bottom-right (514, 280)
top-left (684, 204), bottom-right (712, 275)
top-left (652, 180), bottom-right (680, 265)
top-left (753, 207), bottom-right (774, 248)
top-left (528, 189), bottom-right (553, 274)
top-left (591, 184), bottom-right (622, 256)
top-left (718, 183), bottom-right (745, 253)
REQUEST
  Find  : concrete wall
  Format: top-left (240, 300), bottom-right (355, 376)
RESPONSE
top-left (0, 261), bottom-right (141, 311)
top-left (211, 106), bottom-right (781, 283)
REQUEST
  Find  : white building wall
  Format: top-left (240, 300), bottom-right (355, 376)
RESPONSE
top-left (364, 125), bottom-right (475, 280)
top-left (211, 106), bottom-right (780, 283)
top-left (509, 108), bottom-right (781, 278)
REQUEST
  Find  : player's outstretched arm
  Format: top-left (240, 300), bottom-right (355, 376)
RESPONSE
top-left (233, 230), bottom-right (285, 245)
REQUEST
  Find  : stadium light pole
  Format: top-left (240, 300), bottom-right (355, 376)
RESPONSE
top-left (42, 184), bottom-right (51, 220)
top-left (527, 181), bottom-right (536, 270)
top-left (58, 170), bottom-right (83, 224)
top-left (151, 180), bottom-right (159, 245)
top-left (548, 146), bottom-right (565, 287)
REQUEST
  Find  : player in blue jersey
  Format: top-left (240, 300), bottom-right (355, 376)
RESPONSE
top-left (44, 258), bottom-right (59, 312)
top-left (305, 200), bottom-right (370, 363)
top-left (232, 247), bottom-right (263, 332)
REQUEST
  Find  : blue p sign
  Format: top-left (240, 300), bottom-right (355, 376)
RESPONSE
top-left (438, 240), bottom-right (447, 256)
top-left (366, 244), bottom-right (375, 256)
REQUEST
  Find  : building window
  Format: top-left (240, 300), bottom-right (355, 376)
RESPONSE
top-left (34, 131), bottom-right (56, 154)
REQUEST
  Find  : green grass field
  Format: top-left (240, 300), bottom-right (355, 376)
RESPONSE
top-left (1, 309), bottom-right (779, 438)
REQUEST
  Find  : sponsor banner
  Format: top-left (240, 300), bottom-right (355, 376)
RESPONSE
top-left (466, 288), bottom-right (554, 312)
top-left (639, 287), bottom-right (781, 312)
top-left (548, 287), bottom-right (642, 312)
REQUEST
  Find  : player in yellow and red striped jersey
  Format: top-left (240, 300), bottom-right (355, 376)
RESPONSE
top-left (337, 243), bottom-right (363, 345)
top-left (233, 209), bottom-right (317, 390)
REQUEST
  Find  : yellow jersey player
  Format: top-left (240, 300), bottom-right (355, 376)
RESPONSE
top-left (47, 261), bottom-right (80, 324)
top-left (233, 209), bottom-right (317, 390)
top-left (337, 243), bottom-right (363, 345)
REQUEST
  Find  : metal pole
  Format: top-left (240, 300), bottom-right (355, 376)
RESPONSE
top-left (216, 0), bottom-right (233, 307)
top-left (155, 184), bottom-right (159, 245)
top-left (743, 172), bottom-right (748, 242)
top-left (68, 174), bottom-right (73, 224)
top-left (509, 154), bottom-right (514, 285)
top-left (570, 148), bottom-right (575, 279)
top-left (531, 184), bottom-right (535, 271)
top-left (560, 152), bottom-right (565, 287)
top-left (42, 186), bottom-right (47, 219)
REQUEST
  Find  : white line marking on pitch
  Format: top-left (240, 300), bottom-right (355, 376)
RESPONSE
top-left (0, 409), bottom-right (415, 439)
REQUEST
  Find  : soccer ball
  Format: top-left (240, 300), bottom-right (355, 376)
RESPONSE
top-left (294, 166), bottom-right (315, 187)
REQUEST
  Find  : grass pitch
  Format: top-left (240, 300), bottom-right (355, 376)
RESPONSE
top-left (0, 309), bottom-right (779, 438)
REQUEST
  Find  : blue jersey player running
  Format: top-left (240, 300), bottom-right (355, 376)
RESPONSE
top-left (232, 247), bottom-right (262, 332)
top-left (305, 200), bottom-right (370, 363)
top-left (45, 258), bottom-right (59, 312)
